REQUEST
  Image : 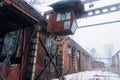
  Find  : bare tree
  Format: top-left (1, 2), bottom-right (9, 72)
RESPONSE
top-left (90, 48), bottom-right (97, 58)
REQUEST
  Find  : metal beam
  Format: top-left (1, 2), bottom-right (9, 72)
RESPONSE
top-left (94, 58), bottom-right (111, 59)
top-left (78, 20), bottom-right (120, 28)
top-left (81, 0), bottom-right (99, 4)
top-left (82, 3), bottom-right (120, 18)
top-left (35, 36), bottom-right (62, 80)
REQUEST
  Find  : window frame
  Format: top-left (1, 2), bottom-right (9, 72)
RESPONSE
top-left (56, 9), bottom-right (71, 22)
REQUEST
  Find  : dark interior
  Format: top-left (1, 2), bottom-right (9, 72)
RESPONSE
top-left (0, 5), bottom-right (37, 35)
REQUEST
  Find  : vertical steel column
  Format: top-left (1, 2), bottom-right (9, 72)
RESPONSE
top-left (72, 46), bottom-right (77, 73)
top-left (18, 28), bottom-right (37, 80)
top-left (78, 51), bottom-right (81, 72)
top-left (29, 26), bottom-right (39, 80)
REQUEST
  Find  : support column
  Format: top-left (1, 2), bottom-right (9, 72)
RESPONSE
top-left (26, 25), bottom-right (40, 80)
top-left (72, 46), bottom-right (77, 73)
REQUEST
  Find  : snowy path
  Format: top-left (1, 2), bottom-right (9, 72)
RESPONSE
top-left (52, 70), bottom-right (120, 80)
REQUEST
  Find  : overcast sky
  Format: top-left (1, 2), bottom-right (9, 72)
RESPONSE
top-left (70, 0), bottom-right (120, 58)
top-left (25, 0), bottom-right (120, 59)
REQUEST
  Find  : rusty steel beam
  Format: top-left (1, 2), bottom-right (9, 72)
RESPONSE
top-left (78, 20), bottom-right (120, 28)
top-left (35, 37), bottom-right (62, 80)
top-left (35, 49), bottom-right (59, 80)
top-left (18, 28), bottom-right (37, 80)
top-left (81, 0), bottom-right (99, 4)
top-left (82, 3), bottom-right (120, 17)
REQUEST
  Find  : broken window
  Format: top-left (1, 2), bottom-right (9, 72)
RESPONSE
top-left (1, 31), bottom-right (19, 57)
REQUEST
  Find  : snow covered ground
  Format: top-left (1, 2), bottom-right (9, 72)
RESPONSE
top-left (52, 70), bottom-right (120, 80)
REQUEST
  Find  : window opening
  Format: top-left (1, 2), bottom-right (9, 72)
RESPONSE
top-left (56, 10), bottom-right (71, 21)
top-left (64, 21), bottom-right (70, 29)
top-left (45, 36), bottom-right (57, 72)
top-left (1, 31), bottom-right (19, 57)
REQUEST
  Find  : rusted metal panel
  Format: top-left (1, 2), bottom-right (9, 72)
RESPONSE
top-left (0, 64), bottom-right (20, 80)
top-left (46, 8), bottom-right (78, 35)
top-left (46, 0), bottom-right (84, 35)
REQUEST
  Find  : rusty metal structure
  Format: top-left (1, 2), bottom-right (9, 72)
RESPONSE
top-left (2, 0), bottom-right (117, 80)
top-left (45, 0), bottom-right (84, 35)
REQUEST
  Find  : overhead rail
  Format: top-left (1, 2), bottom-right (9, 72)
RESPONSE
top-left (82, 3), bottom-right (120, 17)
top-left (78, 20), bottom-right (120, 28)
top-left (81, 0), bottom-right (99, 4)
top-left (94, 58), bottom-right (112, 59)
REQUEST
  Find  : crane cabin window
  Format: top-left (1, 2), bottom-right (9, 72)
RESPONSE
top-left (71, 19), bottom-right (78, 33)
top-left (56, 13), bottom-right (61, 21)
top-left (64, 21), bottom-right (70, 29)
top-left (56, 10), bottom-right (71, 30)
top-left (56, 10), bottom-right (71, 21)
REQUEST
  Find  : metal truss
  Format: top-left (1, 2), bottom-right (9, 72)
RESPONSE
top-left (35, 36), bottom-right (62, 80)
top-left (81, 0), bottom-right (99, 4)
top-left (82, 3), bottom-right (120, 17)
top-left (78, 20), bottom-right (120, 28)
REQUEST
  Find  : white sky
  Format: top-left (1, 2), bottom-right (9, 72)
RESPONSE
top-left (70, 0), bottom-right (120, 58)
top-left (25, 0), bottom-right (120, 59)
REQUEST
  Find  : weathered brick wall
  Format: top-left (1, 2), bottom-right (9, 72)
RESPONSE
top-left (60, 37), bottom-right (93, 76)
top-left (63, 52), bottom-right (72, 75)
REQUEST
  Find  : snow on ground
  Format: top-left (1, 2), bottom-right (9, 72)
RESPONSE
top-left (52, 70), bottom-right (120, 80)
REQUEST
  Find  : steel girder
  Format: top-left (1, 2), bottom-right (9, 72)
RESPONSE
top-left (82, 3), bottom-right (120, 17)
